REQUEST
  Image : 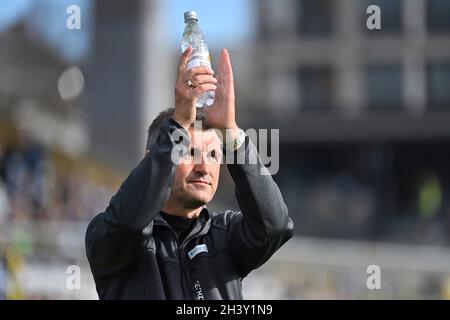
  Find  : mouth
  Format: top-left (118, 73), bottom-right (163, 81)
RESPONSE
top-left (189, 180), bottom-right (212, 186)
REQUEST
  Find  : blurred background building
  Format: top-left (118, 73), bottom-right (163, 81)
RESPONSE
top-left (250, 0), bottom-right (450, 243)
top-left (1, 0), bottom-right (450, 299)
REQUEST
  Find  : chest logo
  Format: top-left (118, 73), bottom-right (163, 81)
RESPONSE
top-left (188, 244), bottom-right (208, 260)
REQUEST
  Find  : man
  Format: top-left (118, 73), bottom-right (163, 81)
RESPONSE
top-left (85, 46), bottom-right (294, 299)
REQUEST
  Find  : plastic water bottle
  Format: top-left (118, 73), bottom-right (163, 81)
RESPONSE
top-left (181, 10), bottom-right (215, 108)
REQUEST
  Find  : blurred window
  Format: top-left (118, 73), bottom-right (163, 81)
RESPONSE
top-left (297, 67), bottom-right (334, 111)
top-left (427, 63), bottom-right (450, 108)
top-left (363, 0), bottom-right (402, 34)
top-left (366, 64), bottom-right (403, 110)
top-left (259, 0), bottom-right (295, 37)
top-left (298, 0), bottom-right (333, 36)
top-left (427, 0), bottom-right (450, 32)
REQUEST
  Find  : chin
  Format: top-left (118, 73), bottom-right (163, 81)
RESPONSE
top-left (193, 196), bottom-right (210, 205)
top-left (187, 198), bottom-right (208, 209)
top-left (187, 193), bottom-right (211, 207)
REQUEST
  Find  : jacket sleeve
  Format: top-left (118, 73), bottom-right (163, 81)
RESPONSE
top-left (226, 135), bottom-right (294, 277)
top-left (85, 118), bottom-right (190, 281)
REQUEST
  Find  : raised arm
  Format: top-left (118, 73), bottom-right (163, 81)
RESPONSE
top-left (85, 45), bottom-right (217, 281)
top-left (204, 48), bottom-right (293, 277)
top-left (85, 118), bottom-right (189, 281)
top-left (226, 137), bottom-right (294, 277)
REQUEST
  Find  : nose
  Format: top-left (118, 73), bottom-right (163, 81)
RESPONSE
top-left (193, 151), bottom-right (210, 176)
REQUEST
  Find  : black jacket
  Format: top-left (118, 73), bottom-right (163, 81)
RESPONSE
top-left (85, 118), bottom-right (294, 300)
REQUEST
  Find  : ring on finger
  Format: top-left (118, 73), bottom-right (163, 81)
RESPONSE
top-left (186, 79), bottom-right (197, 89)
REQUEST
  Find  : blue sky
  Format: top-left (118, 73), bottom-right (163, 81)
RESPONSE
top-left (0, 0), bottom-right (32, 30)
top-left (162, 0), bottom-right (255, 48)
top-left (0, 0), bottom-right (255, 61)
top-left (0, 0), bottom-right (91, 61)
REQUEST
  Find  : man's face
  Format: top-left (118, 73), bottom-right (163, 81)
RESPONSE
top-left (169, 127), bottom-right (222, 208)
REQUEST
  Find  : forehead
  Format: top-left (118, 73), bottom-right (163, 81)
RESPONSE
top-left (187, 128), bottom-right (221, 149)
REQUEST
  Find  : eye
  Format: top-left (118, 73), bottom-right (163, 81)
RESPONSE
top-left (207, 149), bottom-right (219, 160)
top-left (208, 149), bottom-right (221, 162)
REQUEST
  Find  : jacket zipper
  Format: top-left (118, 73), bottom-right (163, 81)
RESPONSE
top-left (153, 221), bottom-right (188, 298)
top-left (169, 226), bottom-right (188, 299)
top-left (180, 221), bottom-right (208, 300)
top-left (173, 220), bottom-right (205, 299)
top-left (154, 215), bottom-right (208, 299)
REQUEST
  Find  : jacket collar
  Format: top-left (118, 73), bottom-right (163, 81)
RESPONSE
top-left (153, 206), bottom-right (212, 247)
top-left (153, 206), bottom-right (210, 225)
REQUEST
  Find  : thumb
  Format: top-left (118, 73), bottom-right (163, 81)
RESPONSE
top-left (178, 46), bottom-right (192, 75)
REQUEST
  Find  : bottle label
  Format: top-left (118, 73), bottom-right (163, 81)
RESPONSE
top-left (187, 59), bottom-right (203, 70)
top-left (186, 52), bottom-right (211, 70)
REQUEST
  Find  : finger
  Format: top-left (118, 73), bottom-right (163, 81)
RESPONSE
top-left (217, 48), bottom-right (233, 82)
top-left (192, 83), bottom-right (217, 96)
top-left (184, 66), bottom-right (214, 80)
top-left (178, 46), bottom-right (193, 75)
top-left (192, 75), bottom-right (217, 85)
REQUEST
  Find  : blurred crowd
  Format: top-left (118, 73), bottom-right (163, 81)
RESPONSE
top-left (0, 134), bottom-right (112, 224)
top-left (0, 130), bottom-right (114, 299)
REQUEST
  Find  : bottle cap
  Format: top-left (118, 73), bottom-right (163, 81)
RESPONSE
top-left (184, 10), bottom-right (198, 22)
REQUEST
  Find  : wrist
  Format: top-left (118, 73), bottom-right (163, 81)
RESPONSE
top-left (221, 126), bottom-right (246, 152)
top-left (220, 124), bottom-right (239, 139)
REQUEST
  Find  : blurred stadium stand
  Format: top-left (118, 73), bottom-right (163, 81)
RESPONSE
top-left (1, 0), bottom-right (450, 299)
